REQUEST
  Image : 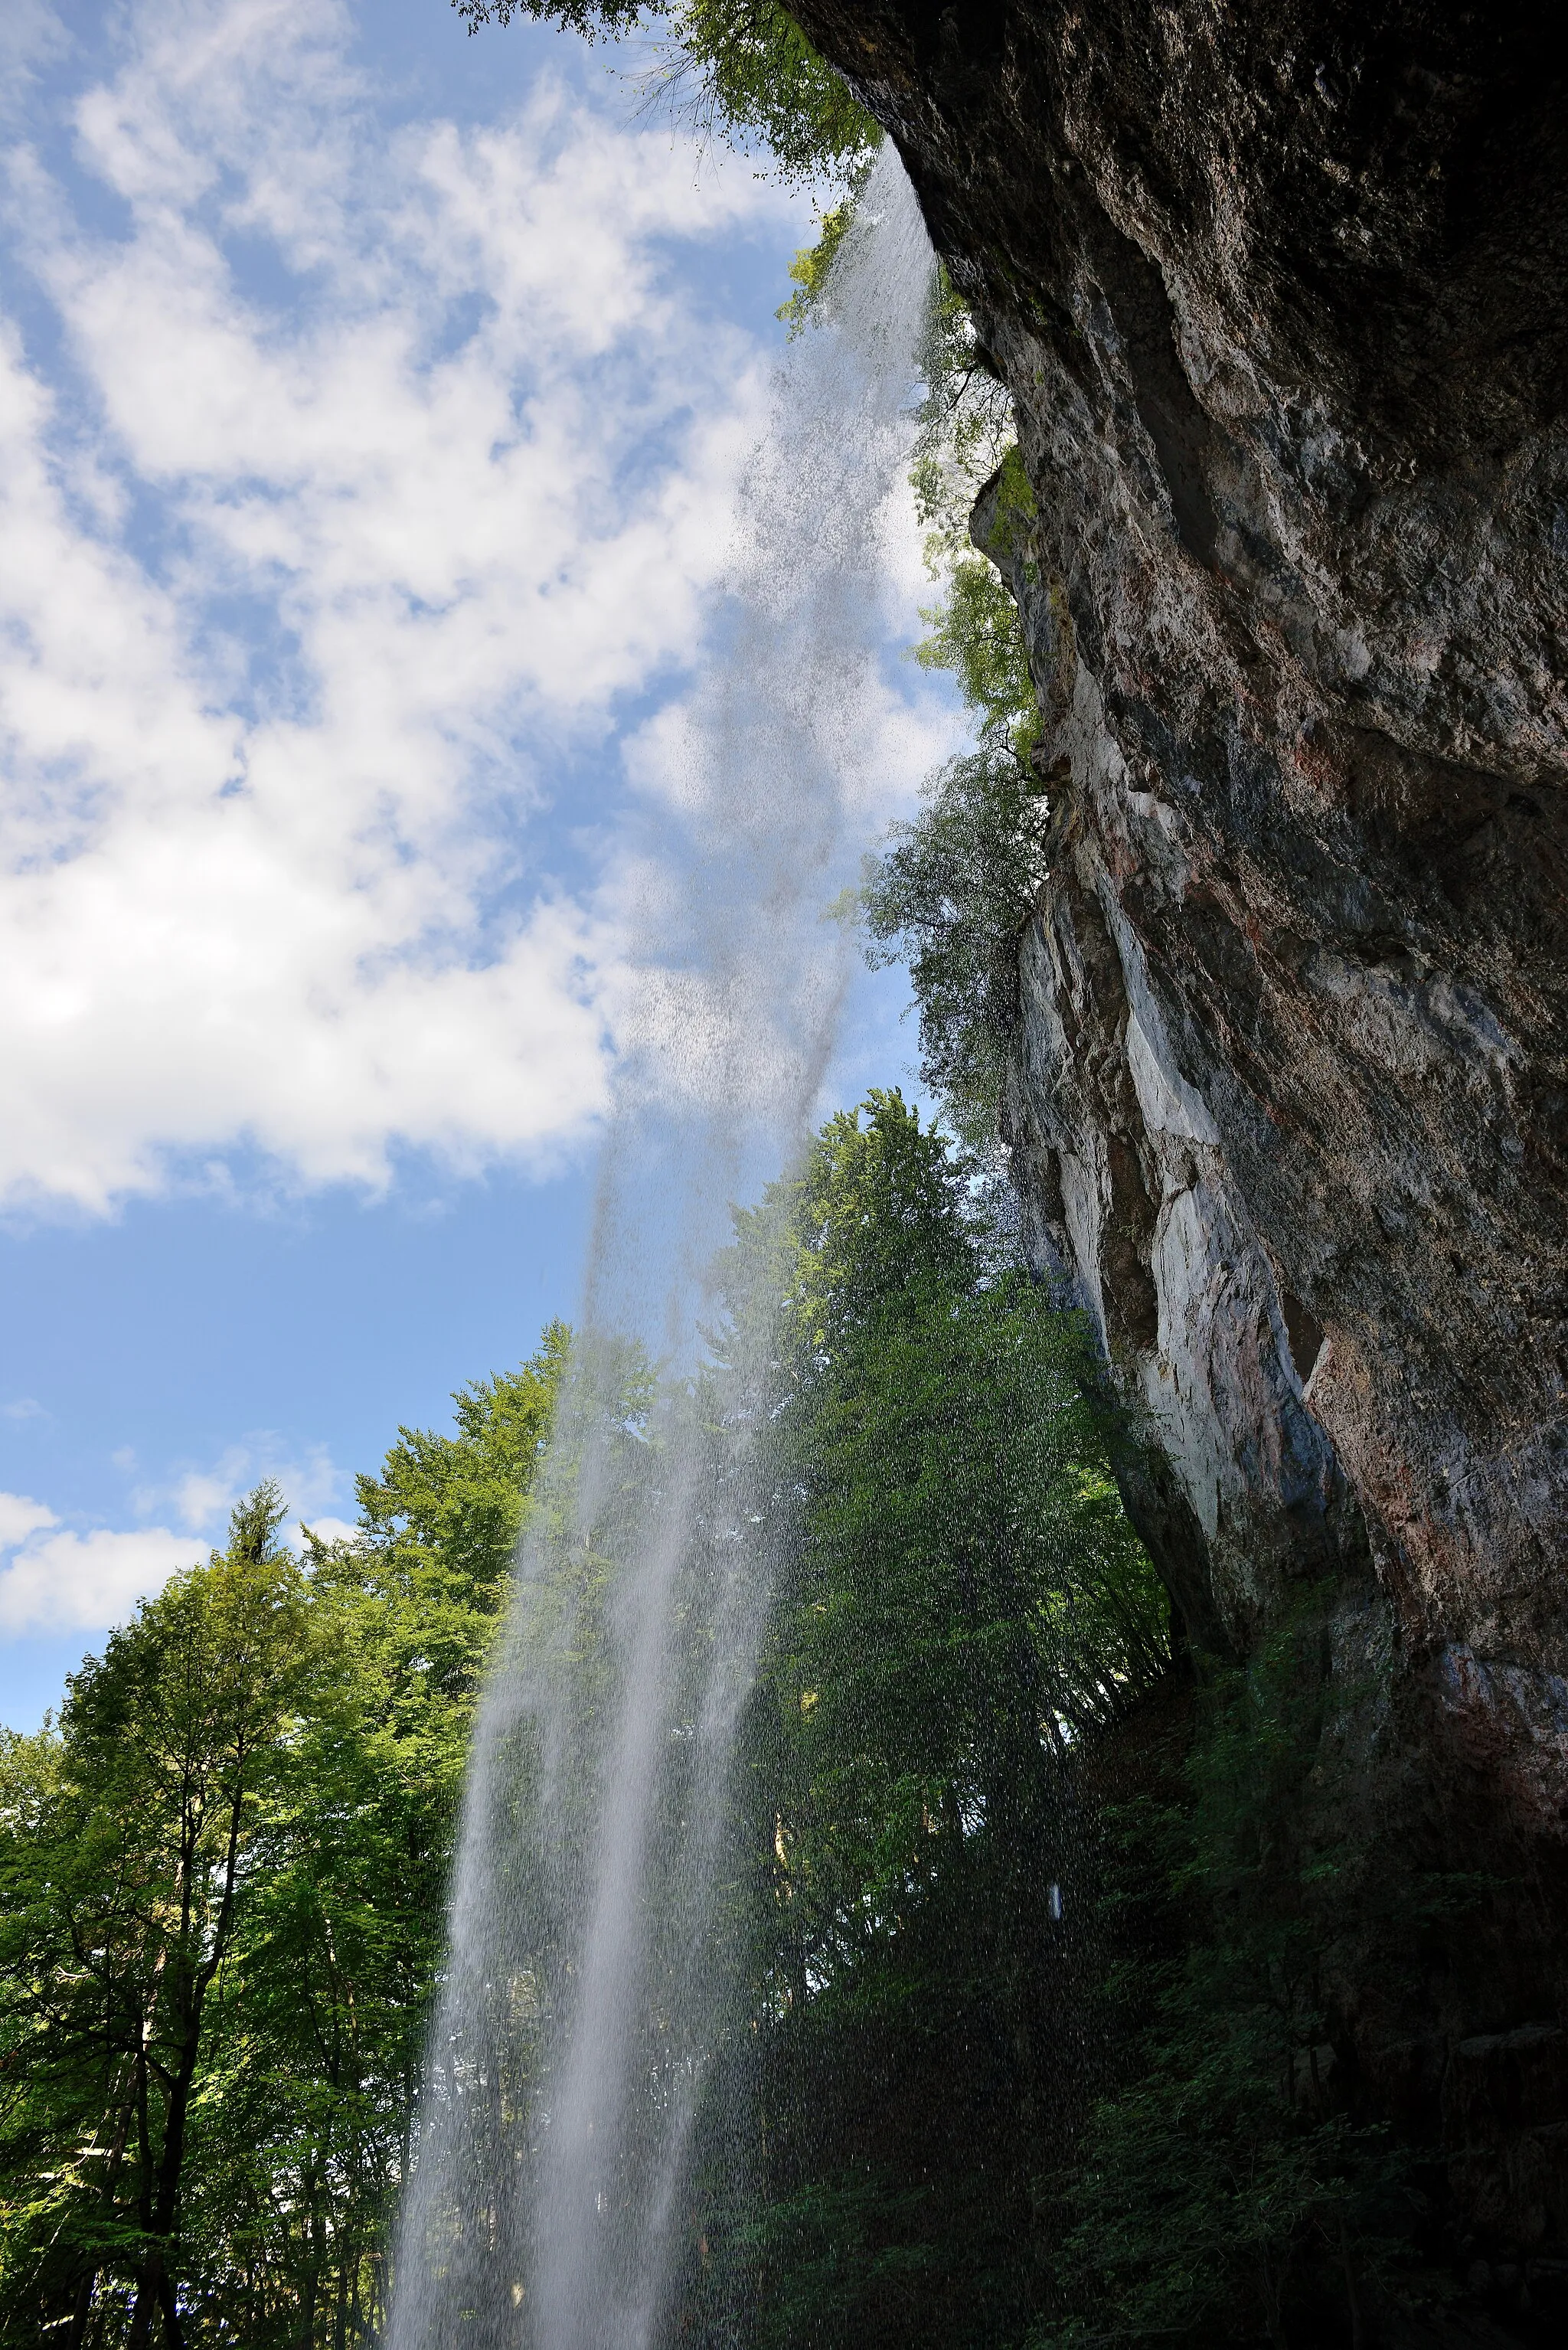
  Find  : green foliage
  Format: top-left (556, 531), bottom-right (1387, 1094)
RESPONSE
top-left (683, 1093), bottom-right (1171, 2350)
top-left (657, 2), bottom-right (878, 179)
top-left (1040, 2016), bottom-right (1412, 2349)
top-left (452, 2), bottom-right (879, 181)
top-left (0, 1334), bottom-right (570, 2347)
top-left (910, 268), bottom-right (1018, 567)
top-left (861, 275), bottom-right (1049, 1146)
top-left (861, 747), bottom-right (1051, 1144)
top-left (0, 1487), bottom-right (315, 2342)
top-left (1035, 1613), bottom-right (1437, 2348)
top-left (348, 1321), bottom-right (570, 1698)
top-left (453, 0), bottom-right (648, 31)
top-left (907, 278), bottom-right (1037, 752)
top-left (736, 1090), bottom-right (1168, 1959)
top-left (913, 544), bottom-right (1039, 754)
top-left (775, 169), bottom-right (868, 335)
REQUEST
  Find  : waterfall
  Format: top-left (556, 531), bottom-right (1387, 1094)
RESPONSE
top-left (387, 145), bottom-right (934, 2350)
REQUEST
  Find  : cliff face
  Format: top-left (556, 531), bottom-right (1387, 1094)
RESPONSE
top-left (795, 0), bottom-right (1568, 2266)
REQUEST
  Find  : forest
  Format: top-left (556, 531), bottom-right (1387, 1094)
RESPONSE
top-left (2, 1093), bottom-right (1451, 2347)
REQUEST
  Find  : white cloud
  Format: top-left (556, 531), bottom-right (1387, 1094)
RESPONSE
top-left (129, 1434), bottom-right (345, 1532)
top-left (0, 1485), bottom-right (194, 1633)
top-left (297, 1514), bottom-right (358, 1548)
top-left (0, 1518), bottom-right (198, 1633)
top-left (0, 1430), bottom-right (352, 1630)
top-left (0, 1), bottom-right (62, 124)
top-left (0, 0), bottom-right (803, 1209)
top-left (0, 1490), bottom-right (56, 1546)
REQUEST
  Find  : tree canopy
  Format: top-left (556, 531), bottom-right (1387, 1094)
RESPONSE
top-left (0, 1334), bottom-right (570, 2347)
top-left (451, 1), bottom-right (879, 180)
top-left (673, 1094), bottom-right (1170, 2348)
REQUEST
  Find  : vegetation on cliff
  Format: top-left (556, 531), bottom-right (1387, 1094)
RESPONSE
top-left (451, 0), bottom-right (877, 178)
top-left (776, 163), bottom-right (1054, 1149)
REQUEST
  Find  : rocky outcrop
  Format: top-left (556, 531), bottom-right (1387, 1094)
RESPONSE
top-left (795, 0), bottom-right (1568, 2282)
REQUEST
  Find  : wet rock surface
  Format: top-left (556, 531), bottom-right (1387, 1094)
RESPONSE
top-left (796, 0), bottom-right (1568, 2277)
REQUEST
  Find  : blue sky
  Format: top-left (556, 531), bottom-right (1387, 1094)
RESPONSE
top-left (0, 0), bottom-right (956, 1727)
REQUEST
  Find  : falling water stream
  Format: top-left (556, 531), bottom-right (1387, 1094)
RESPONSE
top-left (389, 148), bottom-right (935, 2350)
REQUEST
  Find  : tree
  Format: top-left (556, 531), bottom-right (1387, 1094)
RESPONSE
top-left (191, 1330), bottom-right (574, 2345)
top-left (866, 387), bottom-right (1050, 1146)
top-left (451, 1), bottom-right (878, 181)
top-left (0, 1332), bottom-right (573, 2348)
top-left (0, 1484), bottom-right (311, 2347)
top-left (1034, 1610), bottom-right (1438, 2350)
top-left (861, 746), bottom-right (1051, 1143)
top-left (680, 1093), bottom-right (1171, 2349)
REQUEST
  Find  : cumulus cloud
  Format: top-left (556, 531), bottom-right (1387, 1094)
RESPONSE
top-left (299, 1514), bottom-right (358, 1546)
top-left (0, 1499), bottom-right (197, 1632)
top-left (0, 0), bottom-right (802, 1210)
top-left (0, 1491), bottom-right (56, 1547)
top-left (0, 1430), bottom-right (353, 1632)
top-left (129, 1433), bottom-right (345, 1533)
